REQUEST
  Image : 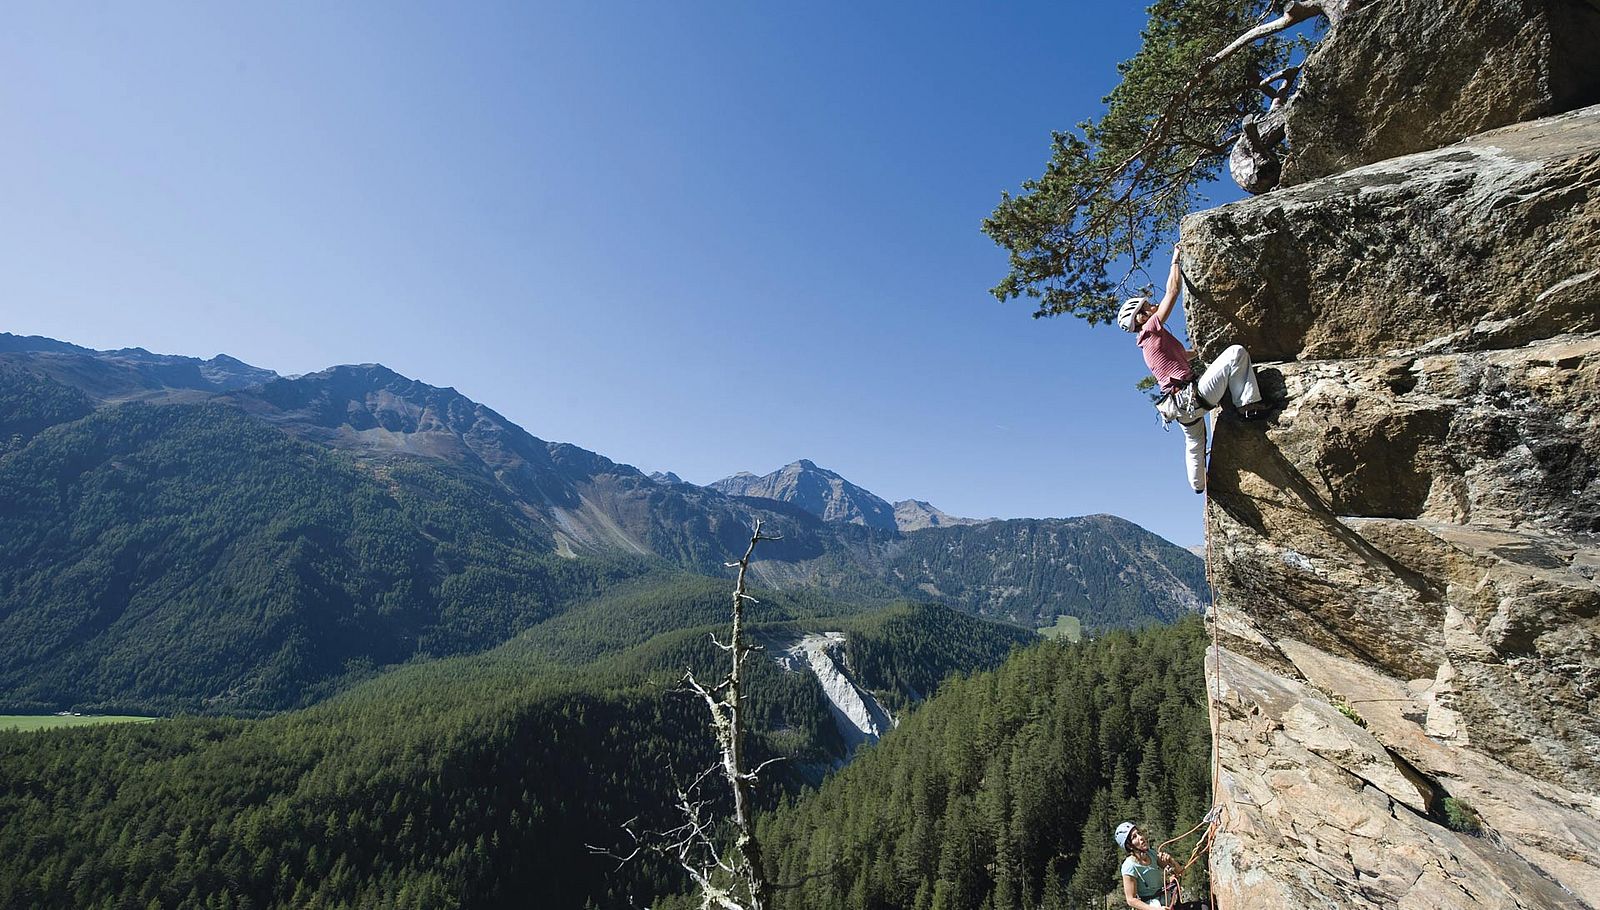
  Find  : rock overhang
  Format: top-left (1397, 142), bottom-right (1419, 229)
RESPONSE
top-left (1180, 104), bottom-right (1600, 364)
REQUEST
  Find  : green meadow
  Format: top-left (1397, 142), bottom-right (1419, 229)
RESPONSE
top-left (0, 715), bottom-right (157, 733)
top-left (1037, 614), bottom-right (1082, 642)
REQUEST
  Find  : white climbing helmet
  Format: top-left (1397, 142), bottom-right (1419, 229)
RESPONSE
top-left (1117, 297), bottom-right (1149, 332)
top-left (1114, 821), bottom-right (1135, 849)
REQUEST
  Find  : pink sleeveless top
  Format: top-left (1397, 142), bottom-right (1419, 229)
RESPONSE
top-left (1137, 315), bottom-right (1193, 393)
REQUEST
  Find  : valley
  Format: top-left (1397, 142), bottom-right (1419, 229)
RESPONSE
top-left (0, 333), bottom-right (1209, 908)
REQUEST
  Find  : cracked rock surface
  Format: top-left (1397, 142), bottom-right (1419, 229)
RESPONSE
top-left (1280, 0), bottom-right (1600, 187)
top-left (1186, 106), bottom-right (1600, 908)
top-left (1208, 650), bottom-right (1597, 908)
top-left (1184, 105), bottom-right (1600, 364)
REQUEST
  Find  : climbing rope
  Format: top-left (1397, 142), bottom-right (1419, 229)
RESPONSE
top-left (1156, 804), bottom-right (1223, 906)
top-left (1155, 455), bottom-right (1229, 908)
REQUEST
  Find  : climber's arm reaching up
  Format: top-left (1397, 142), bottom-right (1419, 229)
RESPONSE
top-left (1153, 246), bottom-right (1182, 325)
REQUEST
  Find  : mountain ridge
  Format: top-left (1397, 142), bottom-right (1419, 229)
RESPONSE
top-left (0, 331), bottom-right (280, 398)
top-left (0, 335), bottom-right (1208, 711)
top-left (891, 497), bottom-right (988, 531)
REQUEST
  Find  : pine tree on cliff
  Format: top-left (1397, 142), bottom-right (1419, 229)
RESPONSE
top-left (983, 0), bottom-right (1365, 324)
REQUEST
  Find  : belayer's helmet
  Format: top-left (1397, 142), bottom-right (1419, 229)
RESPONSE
top-left (1117, 297), bottom-right (1149, 332)
top-left (1114, 821), bottom-right (1135, 849)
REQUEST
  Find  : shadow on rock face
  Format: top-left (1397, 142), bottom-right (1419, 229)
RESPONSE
top-left (1206, 416), bottom-right (1448, 680)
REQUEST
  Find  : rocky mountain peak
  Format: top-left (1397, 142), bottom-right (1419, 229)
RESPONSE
top-left (196, 354), bottom-right (278, 390)
top-left (711, 462), bottom-right (992, 533)
top-left (251, 363), bottom-right (496, 441)
top-left (709, 459), bottom-right (901, 532)
top-left (891, 499), bottom-right (986, 531)
top-left (244, 364), bottom-right (658, 491)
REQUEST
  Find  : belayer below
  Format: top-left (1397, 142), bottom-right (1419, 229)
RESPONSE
top-left (1118, 246), bottom-right (1271, 494)
top-left (1114, 821), bottom-right (1207, 909)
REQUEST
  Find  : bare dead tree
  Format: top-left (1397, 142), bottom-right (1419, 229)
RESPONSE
top-left (677, 519), bottom-right (782, 910)
top-left (591, 520), bottom-right (782, 910)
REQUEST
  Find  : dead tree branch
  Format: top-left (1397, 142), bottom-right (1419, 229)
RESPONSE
top-left (591, 519), bottom-right (783, 910)
top-left (693, 519), bottom-right (783, 910)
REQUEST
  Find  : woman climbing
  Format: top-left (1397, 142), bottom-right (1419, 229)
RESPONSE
top-left (1114, 821), bottom-right (1206, 909)
top-left (1117, 246), bottom-right (1270, 493)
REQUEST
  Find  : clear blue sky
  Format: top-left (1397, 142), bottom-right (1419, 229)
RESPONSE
top-left (1, 2), bottom-right (1241, 548)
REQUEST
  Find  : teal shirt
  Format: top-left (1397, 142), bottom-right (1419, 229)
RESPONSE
top-left (1120, 853), bottom-right (1164, 900)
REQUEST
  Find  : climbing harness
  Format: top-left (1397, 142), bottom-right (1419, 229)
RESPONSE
top-left (1154, 381), bottom-right (1213, 429)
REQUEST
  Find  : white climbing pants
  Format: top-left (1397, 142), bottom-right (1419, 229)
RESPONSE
top-left (1182, 345), bottom-right (1263, 493)
top-left (1181, 417), bottom-right (1210, 493)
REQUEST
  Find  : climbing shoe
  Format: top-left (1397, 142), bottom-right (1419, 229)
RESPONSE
top-left (1238, 400), bottom-right (1280, 420)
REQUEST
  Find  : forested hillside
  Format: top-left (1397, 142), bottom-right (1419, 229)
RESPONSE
top-left (657, 618), bottom-right (1213, 910)
top-left (2, 670), bottom-right (704, 909)
top-left (0, 384), bottom-right (646, 714)
top-left (886, 516), bottom-right (1208, 629)
top-left (0, 366), bottom-right (94, 448)
top-left (0, 589), bottom-right (1033, 909)
top-left (499, 574), bottom-right (1034, 702)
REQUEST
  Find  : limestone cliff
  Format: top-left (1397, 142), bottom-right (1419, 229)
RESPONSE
top-left (1183, 51), bottom-right (1600, 910)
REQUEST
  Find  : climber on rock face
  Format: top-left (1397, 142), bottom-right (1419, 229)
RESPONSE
top-left (1118, 246), bottom-right (1270, 494)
